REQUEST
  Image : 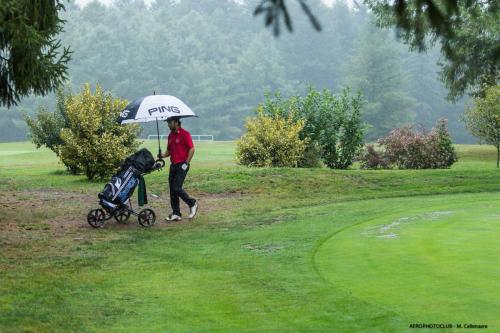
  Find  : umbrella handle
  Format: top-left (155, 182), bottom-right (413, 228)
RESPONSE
top-left (155, 117), bottom-right (162, 159)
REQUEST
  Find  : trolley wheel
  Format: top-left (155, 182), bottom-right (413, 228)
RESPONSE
top-left (87, 208), bottom-right (106, 228)
top-left (114, 209), bottom-right (131, 224)
top-left (138, 208), bottom-right (156, 227)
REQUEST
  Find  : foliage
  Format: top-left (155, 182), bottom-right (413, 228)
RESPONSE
top-left (59, 84), bottom-right (140, 180)
top-left (311, 89), bottom-right (364, 169)
top-left (25, 88), bottom-right (71, 160)
top-left (346, 22), bottom-right (416, 140)
top-left (2, 1), bottom-right (470, 143)
top-left (253, 0), bottom-right (492, 46)
top-left (462, 86), bottom-right (500, 167)
top-left (261, 87), bottom-right (365, 169)
top-left (367, 0), bottom-right (499, 101)
top-left (258, 92), bottom-right (320, 168)
top-left (0, 0), bottom-right (71, 106)
top-left (427, 119), bottom-right (459, 168)
top-left (236, 107), bottom-right (307, 167)
top-left (372, 119), bottom-right (457, 169)
top-left (378, 126), bottom-right (430, 169)
top-left (253, 0), bottom-right (321, 35)
top-left (358, 144), bottom-right (390, 169)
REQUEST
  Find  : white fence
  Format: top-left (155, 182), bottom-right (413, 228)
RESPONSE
top-left (147, 134), bottom-right (214, 142)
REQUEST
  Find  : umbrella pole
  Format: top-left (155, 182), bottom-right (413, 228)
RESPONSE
top-left (156, 117), bottom-right (162, 159)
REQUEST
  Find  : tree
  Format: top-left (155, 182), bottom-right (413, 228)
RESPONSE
top-left (461, 86), bottom-right (500, 167)
top-left (25, 87), bottom-right (74, 170)
top-left (254, 0), bottom-right (498, 48)
top-left (366, 0), bottom-right (499, 101)
top-left (59, 84), bottom-right (141, 180)
top-left (0, 0), bottom-right (71, 107)
top-left (347, 22), bottom-right (416, 140)
top-left (253, 0), bottom-right (321, 36)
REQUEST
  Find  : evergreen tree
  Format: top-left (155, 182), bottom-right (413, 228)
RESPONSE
top-left (347, 21), bottom-right (416, 140)
top-left (0, 0), bottom-right (71, 106)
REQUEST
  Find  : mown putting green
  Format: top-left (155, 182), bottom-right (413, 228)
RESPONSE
top-left (315, 192), bottom-right (500, 327)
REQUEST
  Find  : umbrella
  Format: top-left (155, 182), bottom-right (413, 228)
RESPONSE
top-left (118, 94), bottom-right (197, 161)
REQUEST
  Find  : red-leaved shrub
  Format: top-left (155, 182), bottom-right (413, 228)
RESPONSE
top-left (359, 119), bottom-right (457, 169)
top-left (359, 144), bottom-right (391, 169)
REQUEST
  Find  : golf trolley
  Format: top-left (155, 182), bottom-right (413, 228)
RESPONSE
top-left (87, 148), bottom-right (165, 228)
top-left (87, 197), bottom-right (158, 228)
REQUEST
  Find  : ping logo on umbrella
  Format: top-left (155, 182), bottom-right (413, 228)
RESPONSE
top-left (148, 106), bottom-right (181, 116)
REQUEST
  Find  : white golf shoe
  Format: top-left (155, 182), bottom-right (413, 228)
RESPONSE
top-left (165, 214), bottom-right (182, 222)
top-left (188, 201), bottom-right (198, 219)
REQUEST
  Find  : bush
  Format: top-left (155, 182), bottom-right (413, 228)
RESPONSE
top-left (461, 85), bottom-right (500, 167)
top-left (426, 119), bottom-right (458, 168)
top-left (59, 84), bottom-right (141, 180)
top-left (378, 125), bottom-right (431, 169)
top-left (25, 87), bottom-right (75, 171)
top-left (359, 144), bottom-right (390, 169)
top-left (359, 119), bottom-right (457, 169)
top-left (260, 87), bottom-right (365, 169)
top-left (318, 89), bottom-right (364, 169)
top-left (236, 107), bottom-right (307, 167)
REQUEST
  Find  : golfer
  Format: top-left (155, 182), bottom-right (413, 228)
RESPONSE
top-left (159, 117), bottom-right (198, 221)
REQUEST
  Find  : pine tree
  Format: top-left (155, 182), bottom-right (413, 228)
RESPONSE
top-left (347, 21), bottom-right (416, 140)
top-left (0, 0), bottom-right (71, 107)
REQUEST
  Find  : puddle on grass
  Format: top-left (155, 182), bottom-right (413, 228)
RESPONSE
top-left (362, 211), bottom-right (454, 239)
top-left (241, 243), bottom-right (285, 253)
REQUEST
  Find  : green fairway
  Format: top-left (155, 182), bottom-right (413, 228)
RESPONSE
top-left (1, 141), bottom-right (499, 332)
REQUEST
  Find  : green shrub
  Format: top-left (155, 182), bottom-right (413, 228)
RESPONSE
top-left (59, 84), bottom-right (140, 180)
top-left (461, 85), bottom-right (500, 167)
top-left (426, 119), bottom-right (458, 168)
top-left (261, 87), bottom-right (364, 169)
top-left (25, 87), bottom-right (76, 171)
top-left (236, 107), bottom-right (307, 167)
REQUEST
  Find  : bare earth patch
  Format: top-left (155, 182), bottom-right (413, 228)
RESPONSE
top-left (0, 188), bottom-right (244, 263)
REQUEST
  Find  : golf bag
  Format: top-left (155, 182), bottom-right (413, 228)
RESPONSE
top-left (98, 148), bottom-right (156, 205)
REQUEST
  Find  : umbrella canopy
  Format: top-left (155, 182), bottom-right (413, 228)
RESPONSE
top-left (118, 95), bottom-right (196, 124)
top-left (118, 94), bottom-right (196, 163)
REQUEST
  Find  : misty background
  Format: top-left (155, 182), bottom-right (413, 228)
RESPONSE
top-left (0, 0), bottom-right (473, 142)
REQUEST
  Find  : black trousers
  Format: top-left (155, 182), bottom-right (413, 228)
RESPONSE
top-left (169, 163), bottom-right (196, 216)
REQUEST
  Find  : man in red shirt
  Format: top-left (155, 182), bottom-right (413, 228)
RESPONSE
top-left (159, 117), bottom-right (198, 221)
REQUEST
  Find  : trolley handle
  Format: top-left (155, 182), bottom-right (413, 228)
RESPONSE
top-left (152, 159), bottom-right (165, 171)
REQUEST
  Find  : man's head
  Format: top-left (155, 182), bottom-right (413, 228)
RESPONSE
top-left (166, 117), bottom-right (181, 131)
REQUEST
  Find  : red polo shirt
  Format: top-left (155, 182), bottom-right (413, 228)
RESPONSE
top-left (167, 127), bottom-right (194, 164)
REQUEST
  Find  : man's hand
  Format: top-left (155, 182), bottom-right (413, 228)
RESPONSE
top-left (181, 162), bottom-right (189, 171)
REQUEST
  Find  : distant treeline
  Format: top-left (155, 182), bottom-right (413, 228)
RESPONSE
top-left (0, 0), bottom-right (473, 142)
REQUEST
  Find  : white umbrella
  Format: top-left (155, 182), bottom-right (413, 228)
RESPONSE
top-left (118, 95), bottom-right (196, 124)
top-left (118, 94), bottom-right (197, 160)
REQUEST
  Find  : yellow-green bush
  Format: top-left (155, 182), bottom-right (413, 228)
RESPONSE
top-left (59, 84), bottom-right (140, 180)
top-left (236, 107), bottom-right (307, 167)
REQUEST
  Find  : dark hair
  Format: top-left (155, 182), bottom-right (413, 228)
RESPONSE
top-left (165, 117), bottom-right (181, 126)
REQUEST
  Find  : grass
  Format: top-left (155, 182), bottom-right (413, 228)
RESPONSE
top-left (1, 141), bottom-right (499, 332)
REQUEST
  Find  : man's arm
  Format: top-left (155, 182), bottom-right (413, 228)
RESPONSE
top-left (186, 147), bottom-right (195, 164)
top-left (160, 149), bottom-right (170, 159)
